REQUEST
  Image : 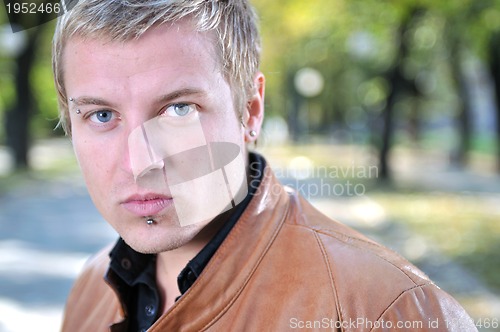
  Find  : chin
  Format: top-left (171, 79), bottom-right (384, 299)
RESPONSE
top-left (120, 223), bottom-right (202, 254)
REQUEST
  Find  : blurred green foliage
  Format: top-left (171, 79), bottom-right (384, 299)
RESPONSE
top-left (252, 0), bottom-right (500, 151)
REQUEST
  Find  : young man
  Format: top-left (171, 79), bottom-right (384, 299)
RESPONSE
top-left (55, 0), bottom-right (476, 331)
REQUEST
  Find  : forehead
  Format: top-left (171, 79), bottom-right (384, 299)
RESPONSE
top-left (62, 21), bottom-right (222, 96)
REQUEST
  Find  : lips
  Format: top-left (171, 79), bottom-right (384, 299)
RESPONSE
top-left (121, 193), bottom-right (173, 217)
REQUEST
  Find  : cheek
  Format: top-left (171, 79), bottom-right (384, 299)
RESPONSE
top-left (201, 112), bottom-right (243, 144)
top-left (73, 137), bottom-right (110, 183)
top-left (72, 136), bottom-right (87, 169)
top-left (74, 142), bottom-right (95, 180)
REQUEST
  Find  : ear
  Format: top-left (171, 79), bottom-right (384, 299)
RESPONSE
top-left (244, 72), bottom-right (265, 142)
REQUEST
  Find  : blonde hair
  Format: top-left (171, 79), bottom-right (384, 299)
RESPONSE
top-left (52, 0), bottom-right (261, 134)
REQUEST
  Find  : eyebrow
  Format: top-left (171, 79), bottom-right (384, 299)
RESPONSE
top-left (71, 96), bottom-right (115, 108)
top-left (71, 88), bottom-right (207, 108)
top-left (155, 88), bottom-right (207, 105)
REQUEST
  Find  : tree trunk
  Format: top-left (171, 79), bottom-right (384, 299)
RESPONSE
top-left (5, 24), bottom-right (45, 169)
top-left (380, 67), bottom-right (399, 180)
top-left (489, 31), bottom-right (500, 173)
top-left (448, 39), bottom-right (472, 167)
top-left (408, 97), bottom-right (422, 145)
top-left (379, 9), bottom-right (420, 180)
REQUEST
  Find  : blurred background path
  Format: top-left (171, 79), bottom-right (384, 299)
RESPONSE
top-left (0, 140), bottom-right (499, 331)
top-left (0, 140), bottom-right (116, 331)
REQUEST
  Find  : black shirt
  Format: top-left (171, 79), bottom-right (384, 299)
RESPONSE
top-left (106, 153), bottom-right (265, 332)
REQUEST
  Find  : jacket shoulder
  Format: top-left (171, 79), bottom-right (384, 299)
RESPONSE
top-left (287, 192), bottom-right (430, 281)
top-left (285, 192), bottom-right (475, 330)
top-left (61, 244), bottom-right (122, 332)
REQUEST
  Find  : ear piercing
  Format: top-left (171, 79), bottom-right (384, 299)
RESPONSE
top-left (249, 130), bottom-right (257, 137)
top-left (146, 218), bottom-right (155, 225)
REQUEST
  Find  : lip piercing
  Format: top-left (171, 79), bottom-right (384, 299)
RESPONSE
top-left (249, 130), bottom-right (257, 137)
top-left (146, 218), bottom-right (155, 225)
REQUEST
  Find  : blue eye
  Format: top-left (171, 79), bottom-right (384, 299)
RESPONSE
top-left (164, 103), bottom-right (196, 117)
top-left (90, 110), bottom-right (114, 123)
top-left (174, 104), bottom-right (190, 116)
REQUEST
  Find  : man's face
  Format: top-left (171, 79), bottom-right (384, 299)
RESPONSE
top-left (63, 21), bottom-right (249, 253)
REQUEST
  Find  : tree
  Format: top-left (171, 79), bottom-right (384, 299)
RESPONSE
top-left (379, 7), bottom-right (425, 180)
top-left (489, 31), bottom-right (500, 173)
top-left (4, 13), bottom-right (51, 169)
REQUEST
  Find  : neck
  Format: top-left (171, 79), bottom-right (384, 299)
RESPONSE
top-left (155, 215), bottom-right (227, 313)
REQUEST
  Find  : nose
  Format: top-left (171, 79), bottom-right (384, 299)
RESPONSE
top-left (128, 123), bottom-right (165, 180)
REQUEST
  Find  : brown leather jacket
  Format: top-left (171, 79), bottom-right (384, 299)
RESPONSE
top-left (62, 165), bottom-right (476, 331)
